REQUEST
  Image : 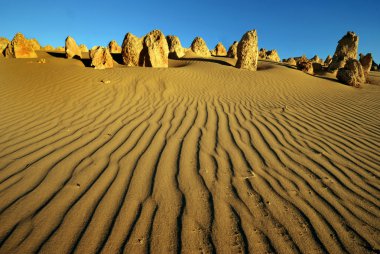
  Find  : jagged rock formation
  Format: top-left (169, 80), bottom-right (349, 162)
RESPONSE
top-left (142, 30), bottom-right (169, 67)
top-left (65, 36), bottom-right (82, 59)
top-left (359, 53), bottom-right (373, 76)
top-left (259, 48), bottom-right (280, 62)
top-left (108, 40), bottom-right (121, 53)
top-left (121, 30), bottom-right (169, 67)
top-left (284, 58), bottom-right (297, 65)
top-left (324, 55), bottom-right (332, 66)
top-left (89, 46), bottom-right (114, 69)
top-left (42, 45), bottom-right (54, 51)
top-left (328, 31), bottom-right (359, 72)
top-left (297, 61), bottom-right (314, 75)
top-left (190, 37), bottom-right (211, 57)
top-left (29, 38), bottom-right (41, 50)
top-left (259, 48), bottom-right (267, 59)
top-left (0, 37), bottom-right (10, 56)
top-left (310, 55), bottom-right (323, 64)
top-left (79, 44), bottom-right (89, 52)
top-left (227, 41), bottom-right (238, 59)
top-left (337, 59), bottom-right (365, 87)
top-left (266, 50), bottom-right (280, 62)
top-left (236, 30), bottom-right (259, 71)
top-left (121, 32), bottom-right (143, 66)
top-left (4, 33), bottom-right (37, 58)
top-left (166, 35), bottom-right (185, 59)
top-left (213, 42), bottom-right (227, 56)
top-left (294, 55), bottom-right (308, 64)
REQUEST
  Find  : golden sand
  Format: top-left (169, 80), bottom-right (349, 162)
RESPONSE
top-left (0, 51), bottom-right (379, 253)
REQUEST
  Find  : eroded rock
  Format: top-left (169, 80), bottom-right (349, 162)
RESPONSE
top-left (65, 36), bottom-right (82, 59)
top-left (166, 35), bottom-right (185, 58)
top-left (284, 57), bottom-right (297, 65)
top-left (337, 59), bottom-right (365, 87)
top-left (89, 46), bottom-right (114, 69)
top-left (236, 30), bottom-right (259, 71)
top-left (266, 50), bottom-right (280, 62)
top-left (297, 61), bottom-right (314, 75)
top-left (214, 42), bottom-right (227, 56)
top-left (29, 38), bottom-right (41, 50)
top-left (121, 32), bottom-right (143, 66)
top-left (311, 55), bottom-right (323, 64)
top-left (142, 30), bottom-right (169, 67)
top-left (5, 33), bottom-right (37, 58)
top-left (324, 55), bottom-right (332, 66)
top-left (190, 37), bottom-right (211, 57)
top-left (79, 44), bottom-right (89, 52)
top-left (0, 37), bottom-right (10, 56)
top-left (227, 41), bottom-right (238, 59)
top-left (108, 40), bottom-right (121, 53)
top-left (259, 48), bottom-right (267, 59)
top-left (328, 31), bottom-right (359, 72)
top-left (359, 53), bottom-right (372, 75)
top-left (42, 45), bottom-right (54, 51)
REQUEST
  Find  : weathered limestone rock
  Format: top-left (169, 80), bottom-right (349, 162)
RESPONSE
top-left (108, 40), bottom-right (121, 53)
top-left (312, 62), bottom-right (323, 72)
top-left (166, 35), bottom-right (185, 58)
top-left (311, 55), bottom-right (323, 64)
top-left (258, 48), bottom-right (280, 62)
top-left (0, 37), bottom-right (10, 56)
top-left (121, 32), bottom-right (143, 66)
top-left (214, 42), bottom-right (227, 56)
top-left (236, 30), bottom-right (259, 71)
top-left (190, 37), bottom-right (211, 57)
top-left (227, 41), bottom-right (238, 59)
top-left (294, 55), bottom-right (308, 65)
top-left (79, 44), bottom-right (88, 52)
top-left (337, 59), bottom-right (365, 87)
top-left (65, 36), bottom-right (82, 59)
top-left (5, 33), bottom-right (37, 58)
top-left (142, 30), bottom-right (169, 67)
top-left (42, 45), bottom-right (54, 51)
top-left (297, 61), bottom-right (314, 75)
top-left (324, 55), bottom-right (332, 66)
top-left (266, 49), bottom-right (280, 62)
top-left (328, 31), bottom-right (359, 72)
top-left (29, 38), bottom-right (41, 50)
top-left (359, 53), bottom-right (372, 75)
top-left (284, 57), bottom-right (297, 65)
top-left (210, 49), bottom-right (216, 56)
top-left (259, 48), bottom-right (267, 59)
top-left (89, 46), bottom-right (114, 69)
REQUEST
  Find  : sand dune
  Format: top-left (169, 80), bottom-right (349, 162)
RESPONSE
top-left (0, 52), bottom-right (379, 253)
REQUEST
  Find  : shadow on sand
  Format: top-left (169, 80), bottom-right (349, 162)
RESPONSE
top-left (47, 52), bottom-right (91, 67)
top-left (178, 57), bottom-right (233, 67)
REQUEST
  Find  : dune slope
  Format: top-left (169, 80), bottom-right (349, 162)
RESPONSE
top-left (0, 54), bottom-right (379, 253)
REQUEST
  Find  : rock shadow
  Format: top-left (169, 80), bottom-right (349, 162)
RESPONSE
top-left (46, 51), bottom-right (91, 67)
top-left (178, 57), bottom-right (233, 66)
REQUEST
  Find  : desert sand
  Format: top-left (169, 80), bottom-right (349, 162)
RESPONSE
top-left (0, 51), bottom-right (379, 253)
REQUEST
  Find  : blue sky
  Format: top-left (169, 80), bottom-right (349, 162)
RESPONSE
top-left (1, 0), bottom-right (379, 62)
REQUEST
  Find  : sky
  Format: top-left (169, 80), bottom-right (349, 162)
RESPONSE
top-left (1, 0), bottom-right (379, 62)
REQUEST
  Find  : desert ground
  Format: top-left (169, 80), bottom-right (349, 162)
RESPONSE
top-left (0, 51), bottom-right (379, 254)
